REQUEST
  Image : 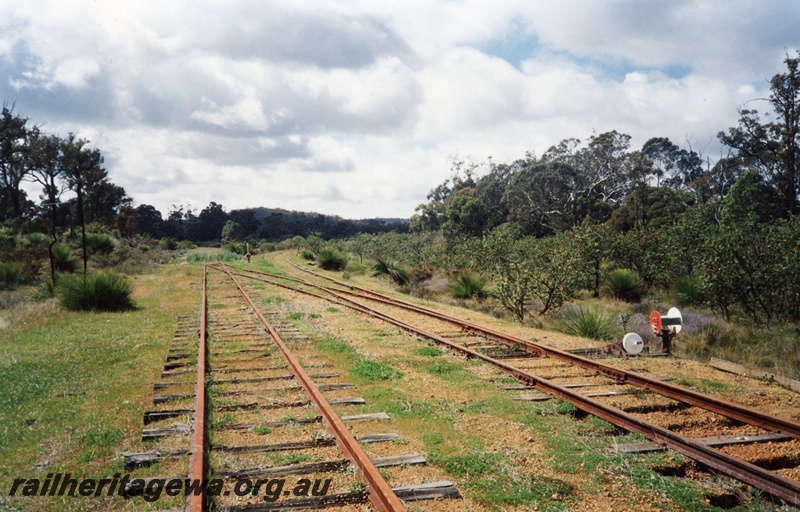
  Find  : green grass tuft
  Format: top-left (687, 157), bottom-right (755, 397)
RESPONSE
top-left (674, 274), bottom-right (705, 306)
top-left (372, 258), bottom-right (410, 285)
top-left (447, 271), bottom-right (488, 300)
top-left (414, 346), bottom-right (442, 357)
top-left (605, 268), bottom-right (641, 302)
top-left (277, 452), bottom-right (311, 465)
top-left (24, 232), bottom-right (51, 248)
top-left (467, 475), bottom-right (574, 508)
top-left (83, 232), bottom-right (115, 255)
top-left (0, 261), bottom-right (23, 290)
top-left (423, 361), bottom-right (474, 383)
top-left (58, 271), bottom-right (136, 312)
top-left (560, 307), bottom-right (619, 341)
top-left (317, 341), bottom-right (353, 354)
top-left (317, 247), bottom-right (348, 271)
top-left (35, 279), bottom-right (56, 300)
top-left (430, 450), bottom-right (502, 477)
top-left (52, 244), bottom-right (77, 273)
top-left (350, 360), bottom-right (403, 382)
top-left (289, 311), bottom-right (320, 320)
top-left (80, 427), bottom-right (123, 462)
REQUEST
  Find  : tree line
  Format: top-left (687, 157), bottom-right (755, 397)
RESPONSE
top-left (136, 203), bottom-right (407, 244)
top-left (0, 104), bottom-right (408, 244)
top-left (412, 53), bottom-right (800, 239)
top-left (385, 52), bottom-right (800, 325)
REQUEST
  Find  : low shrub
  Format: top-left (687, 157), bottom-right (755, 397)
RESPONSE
top-left (674, 274), bottom-right (705, 307)
top-left (23, 232), bottom-right (51, 248)
top-left (158, 237), bottom-right (178, 250)
top-left (317, 247), bottom-right (348, 271)
top-left (0, 248), bottom-right (45, 284)
top-left (186, 251), bottom-right (242, 263)
top-left (0, 261), bottom-right (23, 290)
top-left (301, 249), bottom-right (316, 261)
top-left (213, 251), bottom-right (242, 262)
top-left (84, 232), bottom-right (115, 255)
top-left (408, 264), bottom-right (435, 285)
top-left (52, 245), bottom-right (77, 273)
top-left (277, 236), bottom-right (305, 250)
top-left (372, 258), bottom-right (409, 285)
top-left (105, 244), bottom-right (131, 266)
top-left (605, 268), bottom-right (641, 302)
top-left (0, 228), bottom-right (15, 251)
top-left (560, 307), bottom-right (618, 341)
top-left (447, 271), bottom-right (488, 300)
top-left (226, 242), bottom-right (246, 255)
top-left (58, 271), bottom-right (135, 312)
top-left (35, 279), bottom-right (56, 300)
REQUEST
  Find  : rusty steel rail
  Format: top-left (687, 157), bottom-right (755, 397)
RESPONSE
top-left (187, 264), bottom-right (209, 512)
top-left (208, 263), bottom-right (406, 512)
top-left (274, 258), bottom-right (800, 441)
top-left (229, 261), bottom-right (800, 506)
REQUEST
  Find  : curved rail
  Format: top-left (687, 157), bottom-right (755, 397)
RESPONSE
top-left (278, 257), bottom-right (800, 440)
top-left (227, 258), bottom-right (800, 507)
top-left (209, 263), bottom-right (406, 512)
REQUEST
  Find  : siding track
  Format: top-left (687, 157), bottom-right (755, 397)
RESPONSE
top-left (217, 255), bottom-right (800, 507)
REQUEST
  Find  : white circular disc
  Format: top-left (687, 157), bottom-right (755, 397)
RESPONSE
top-left (622, 332), bottom-right (644, 355)
top-left (667, 307), bottom-right (683, 333)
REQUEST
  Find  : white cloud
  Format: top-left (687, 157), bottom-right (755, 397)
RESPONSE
top-left (6, 0), bottom-right (800, 219)
top-left (191, 95), bottom-right (270, 131)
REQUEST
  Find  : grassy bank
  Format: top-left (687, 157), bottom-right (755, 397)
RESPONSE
top-left (0, 264), bottom-right (200, 511)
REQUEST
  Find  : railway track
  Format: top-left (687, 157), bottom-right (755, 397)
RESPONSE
top-left (123, 264), bottom-right (460, 511)
top-left (218, 255), bottom-right (800, 508)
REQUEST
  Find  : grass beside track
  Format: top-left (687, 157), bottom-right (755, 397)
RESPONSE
top-left (265, 252), bottom-right (792, 512)
top-left (0, 253), bottom-right (794, 512)
top-left (0, 264), bottom-right (200, 512)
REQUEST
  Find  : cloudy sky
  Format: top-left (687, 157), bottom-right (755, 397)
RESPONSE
top-left (2, 1), bottom-right (799, 219)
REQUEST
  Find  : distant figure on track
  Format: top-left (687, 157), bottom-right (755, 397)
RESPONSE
top-left (245, 242), bottom-right (252, 263)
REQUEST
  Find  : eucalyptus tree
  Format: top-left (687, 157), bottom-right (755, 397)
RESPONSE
top-left (26, 130), bottom-right (64, 227)
top-left (410, 156), bottom-right (478, 233)
top-left (502, 160), bottom-right (580, 236)
top-left (573, 130), bottom-right (632, 208)
top-left (59, 134), bottom-right (105, 275)
top-left (440, 187), bottom-right (491, 239)
top-left (135, 204), bottom-right (165, 238)
top-left (641, 137), bottom-right (703, 190)
top-left (719, 51), bottom-right (800, 216)
top-left (472, 159), bottom-right (513, 229)
top-left (25, 130), bottom-right (64, 285)
top-left (0, 105), bottom-right (32, 222)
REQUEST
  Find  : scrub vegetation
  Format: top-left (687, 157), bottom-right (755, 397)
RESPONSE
top-left (1, 46), bottom-right (799, 512)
